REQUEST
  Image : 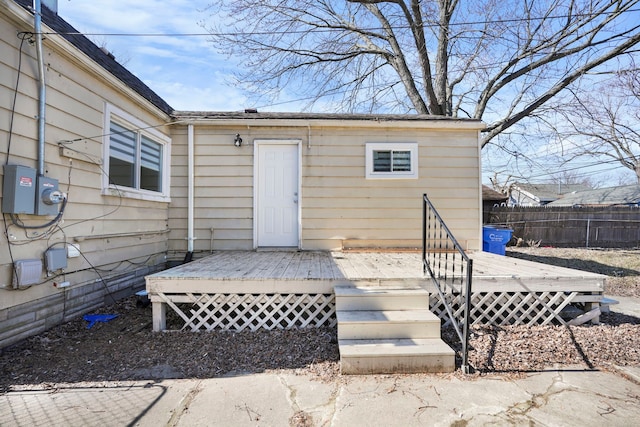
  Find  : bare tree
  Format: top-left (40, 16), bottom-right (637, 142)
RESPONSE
top-left (554, 66), bottom-right (640, 183)
top-left (489, 172), bottom-right (515, 194)
top-left (550, 170), bottom-right (598, 188)
top-left (203, 0), bottom-right (640, 147)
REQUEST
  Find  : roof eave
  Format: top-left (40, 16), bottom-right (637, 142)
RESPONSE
top-left (170, 112), bottom-right (486, 130)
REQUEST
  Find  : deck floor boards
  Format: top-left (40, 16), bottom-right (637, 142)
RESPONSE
top-left (146, 250), bottom-right (608, 331)
top-left (147, 250), bottom-right (605, 293)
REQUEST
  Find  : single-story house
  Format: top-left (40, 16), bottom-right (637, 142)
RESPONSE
top-left (509, 182), bottom-right (591, 206)
top-left (0, 0), bottom-right (484, 348)
top-left (167, 111), bottom-right (484, 256)
top-left (482, 185), bottom-right (508, 223)
top-left (546, 184), bottom-right (640, 207)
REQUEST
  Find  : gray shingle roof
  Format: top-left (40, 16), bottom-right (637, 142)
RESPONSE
top-left (482, 185), bottom-right (508, 201)
top-left (513, 182), bottom-right (592, 203)
top-left (171, 110), bottom-right (484, 123)
top-left (547, 184), bottom-right (640, 206)
top-left (14, 0), bottom-right (173, 116)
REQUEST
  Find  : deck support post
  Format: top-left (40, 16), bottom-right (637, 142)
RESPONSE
top-left (152, 300), bottom-right (166, 331)
top-left (585, 301), bottom-right (601, 324)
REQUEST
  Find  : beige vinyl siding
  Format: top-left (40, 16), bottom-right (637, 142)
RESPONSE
top-left (169, 121), bottom-right (481, 254)
top-left (0, 7), bottom-right (170, 346)
top-left (302, 128), bottom-right (480, 250)
top-left (169, 126), bottom-right (266, 254)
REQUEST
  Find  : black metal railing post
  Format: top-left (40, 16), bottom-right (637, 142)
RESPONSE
top-left (422, 193), bottom-right (427, 275)
top-left (422, 193), bottom-right (473, 373)
top-left (462, 259), bottom-right (473, 373)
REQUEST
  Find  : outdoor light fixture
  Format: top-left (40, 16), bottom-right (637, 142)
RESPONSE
top-left (234, 134), bottom-right (243, 147)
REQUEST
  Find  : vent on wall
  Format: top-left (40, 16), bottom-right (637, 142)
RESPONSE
top-left (13, 259), bottom-right (43, 289)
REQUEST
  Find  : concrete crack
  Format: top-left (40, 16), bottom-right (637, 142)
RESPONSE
top-left (506, 372), bottom-right (572, 418)
top-left (166, 380), bottom-right (203, 427)
top-left (325, 382), bottom-right (341, 427)
top-left (279, 374), bottom-right (342, 427)
top-left (279, 375), bottom-right (316, 427)
top-left (279, 375), bottom-right (302, 413)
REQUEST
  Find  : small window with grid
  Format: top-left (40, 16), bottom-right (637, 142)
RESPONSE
top-left (366, 143), bottom-right (418, 179)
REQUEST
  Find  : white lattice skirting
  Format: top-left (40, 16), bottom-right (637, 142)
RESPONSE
top-left (154, 290), bottom-right (598, 332)
top-left (429, 291), bottom-right (581, 326)
top-left (157, 293), bottom-right (337, 331)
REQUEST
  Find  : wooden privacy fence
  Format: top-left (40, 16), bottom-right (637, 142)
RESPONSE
top-left (487, 206), bottom-right (640, 248)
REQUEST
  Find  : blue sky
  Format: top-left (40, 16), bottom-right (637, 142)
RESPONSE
top-left (58, 0), bottom-right (256, 111)
top-left (56, 1), bottom-right (636, 187)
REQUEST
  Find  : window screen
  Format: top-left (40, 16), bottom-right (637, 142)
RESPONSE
top-left (141, 135), bottom-right (162, 191)
top-left (109, 122), bottom-right (136, 187)
top-left (108, 121), bottom-right (164, 192)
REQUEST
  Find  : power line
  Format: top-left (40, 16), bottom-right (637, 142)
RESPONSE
top-left (45, 7), bottom-right (640, 38)
top-left (484, 138), bottom-right (639, 180)
top-left (489, 154), bottom-right (637, 183)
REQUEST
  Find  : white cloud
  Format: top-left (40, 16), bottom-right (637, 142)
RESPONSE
top-left (60, 0), bottom-right (208, 34)
top-left (148, 80), bottom-right (248, 111)
top-left (58, 0), bottom-right (241, 112)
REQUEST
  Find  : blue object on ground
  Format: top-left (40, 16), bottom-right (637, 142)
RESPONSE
top-left (482, 226), bottom-right (513, 256)
top-left (83, 314), bottom-right (118, 329)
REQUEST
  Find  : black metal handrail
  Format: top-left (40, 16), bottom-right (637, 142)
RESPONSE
top-left (422, 193), bottom-right (473, 373)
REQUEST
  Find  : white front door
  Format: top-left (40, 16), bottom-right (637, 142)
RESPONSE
top-left (256, 141), bottom-right (299, 247)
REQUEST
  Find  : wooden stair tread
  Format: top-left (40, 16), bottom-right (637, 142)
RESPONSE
top-left (336, 309), bottom-right (440, 323)
top-left (335, 286), bottom-right (426, 296)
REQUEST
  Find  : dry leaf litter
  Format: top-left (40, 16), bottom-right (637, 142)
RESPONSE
top-left (1, 248), bottom-right (639, 393)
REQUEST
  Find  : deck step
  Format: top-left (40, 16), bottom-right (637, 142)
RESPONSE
top-left (335, 286), bottom-right (429, 311)
top-left (336, 309), bottom-right (441, 340)
top-left (339, 338), bottom-right (455, 374)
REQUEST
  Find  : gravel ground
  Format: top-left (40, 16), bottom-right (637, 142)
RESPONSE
top-left (1, 248), bottom-right (639, 392)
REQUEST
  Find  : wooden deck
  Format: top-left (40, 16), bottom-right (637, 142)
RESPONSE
top-left (146, 250), bottom-right (606, 331)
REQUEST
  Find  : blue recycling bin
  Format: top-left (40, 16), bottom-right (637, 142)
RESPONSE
top-left (482, 226), bottom-right (513, 256)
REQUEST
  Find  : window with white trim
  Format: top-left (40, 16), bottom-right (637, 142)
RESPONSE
top-left (104, 104), bottom-right (170, 201)
top-left (365, 143), bottom-right (418, 179)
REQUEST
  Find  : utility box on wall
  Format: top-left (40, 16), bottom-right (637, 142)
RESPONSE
top-left (12, 259), bottom-right (43, 289)
top-left (45, 247), bottom-right (67, 272)
top-left (35, 175), bottom-right (60, 216)
top-left (2, 165), bottom-right (37, 214)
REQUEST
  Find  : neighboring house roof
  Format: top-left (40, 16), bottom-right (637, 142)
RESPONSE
top-left (546, 184), bottom-right (640, 206)
top-left (512, 182), bottom-right (592, 204)
top-left (482, 185), bottom-right (508, 202)
top-left (14, 0), bottom-right (173, 116)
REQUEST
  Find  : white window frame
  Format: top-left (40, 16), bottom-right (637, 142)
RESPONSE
top-left (365, 142), bottom-right (419, 179)
top-left (102, 104), bottom-right (171, 202)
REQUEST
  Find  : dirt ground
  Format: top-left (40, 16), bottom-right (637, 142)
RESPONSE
top-left (1, 247), bottom-right (639, 392)
top-left (506, 247), bottom-right (640, 297)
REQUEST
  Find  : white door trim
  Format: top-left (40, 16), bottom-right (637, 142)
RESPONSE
top-left (253, 139), bottom-right (302, 249)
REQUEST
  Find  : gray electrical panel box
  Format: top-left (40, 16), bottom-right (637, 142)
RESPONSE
top-left (2, 164), bottom-right (36, 214)
top-left (35, 175), bottom-right (60, 216)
